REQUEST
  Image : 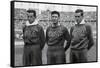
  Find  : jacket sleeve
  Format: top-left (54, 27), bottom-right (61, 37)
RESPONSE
top-left (64, 27), bottom-right (71, 51)
top-left (86, 25), bottom-right (94, 50)
top-left (46, 27), bottom-right (49, 43)
top-left (70, 27), bottom-right (74, 40)
top-left (22, 26), bottom-right (26, 40)
top-left (39, 25), bottom-right (45, 50)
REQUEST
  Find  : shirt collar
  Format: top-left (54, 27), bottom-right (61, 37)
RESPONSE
top-left (26, 19), bottom-right (38, 26)
top-left (51, 22), bottom-right (61, 27)
top-left (75, 19), bottom-right (85, 24)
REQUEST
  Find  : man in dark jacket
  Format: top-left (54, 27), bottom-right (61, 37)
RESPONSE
top-left (23, 9), bottom-right (45, 66)
top-left (70, 9), bottom-right (94, 63)
top-left (46, 11), bottom-right (71, 64)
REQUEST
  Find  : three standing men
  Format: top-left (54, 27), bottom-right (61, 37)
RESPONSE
top-left (23, 9), bottom-right (94, 65)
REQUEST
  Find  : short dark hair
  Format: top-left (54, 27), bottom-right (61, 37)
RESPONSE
top-left (75, 9), bottom-right (84, 16)
top-left (27, 9), bottom-right (36, 18)
top-left (51, 11), bottom-right (60, 17)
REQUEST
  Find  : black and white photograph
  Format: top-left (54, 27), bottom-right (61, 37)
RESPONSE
top-left (11, 1), bottom-right (98, 67)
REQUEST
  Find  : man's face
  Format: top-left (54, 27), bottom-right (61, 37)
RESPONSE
top-left (27, 12), bottom-right (35, 24)
top-left (51, 14), bottom-right (59, 25)
top-left (75, 12), bottom-right (83, 24)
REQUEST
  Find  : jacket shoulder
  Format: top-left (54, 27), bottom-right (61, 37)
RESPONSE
top-left (37, 24), bottom-right (44, 29)
top-left (46, 26), bottom-right (52, 30)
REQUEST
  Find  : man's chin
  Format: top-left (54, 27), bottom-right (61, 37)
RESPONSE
top-left (77, 23), bottom-right (81, 25)
top-left (29, 21), bottom-right (34, 24)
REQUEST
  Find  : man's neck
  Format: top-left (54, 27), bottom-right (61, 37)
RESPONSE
top-left (75, 23), bottom-right (84, 27)
top-left (52, 23), bottom-right (58, 28)
top-left (26, 20), bottom-right (38, 26)
top-left (76, 23), bottom-right (81, 25)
